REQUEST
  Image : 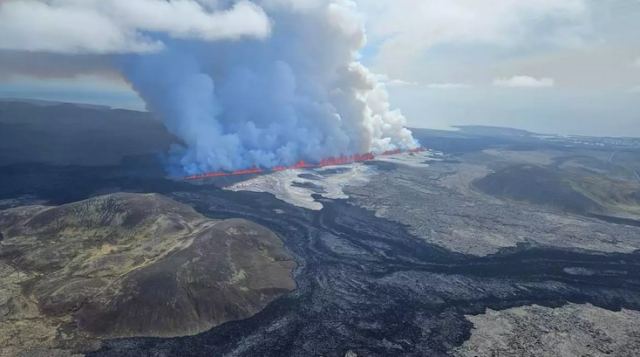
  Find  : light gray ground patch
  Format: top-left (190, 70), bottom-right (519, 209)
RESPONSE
top-left (346, 161), bottom-right (640, 256)
top-left (225, 164), bottom-right (375, 210)
top-left (225, 150), bottom-right (439, 210)
top-left (454, 303), bottom-right (640, 357)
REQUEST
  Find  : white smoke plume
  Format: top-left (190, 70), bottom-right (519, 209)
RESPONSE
top-left (0, 0), bottom-right (419, 174)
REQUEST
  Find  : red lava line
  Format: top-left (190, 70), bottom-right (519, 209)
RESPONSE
top-left (185, 147), bottom-right (426, 181)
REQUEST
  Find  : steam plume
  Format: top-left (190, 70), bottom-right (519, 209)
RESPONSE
top-left (0, 0), bottom-right (419, 174)
top-left (121, 0), bottom-right (418, 174)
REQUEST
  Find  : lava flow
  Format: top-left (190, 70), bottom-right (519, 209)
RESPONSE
top-left (184, 147), bottom-right (426, 181)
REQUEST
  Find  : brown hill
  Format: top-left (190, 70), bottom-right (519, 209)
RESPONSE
top-left (0, 193), bottom-right (295, 355)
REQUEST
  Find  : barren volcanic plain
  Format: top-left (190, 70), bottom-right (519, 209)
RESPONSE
top-left (1, 103), bottom-right (639, 356)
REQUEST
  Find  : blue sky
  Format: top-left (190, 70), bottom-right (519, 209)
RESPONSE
top-left (0, 0), bottom-right (639, 137)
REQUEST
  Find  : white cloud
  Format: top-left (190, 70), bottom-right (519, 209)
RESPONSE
top-left (630, 86), bottom-right (640, 93)
top-left (356, 0), bottom-right (589, 78)
top-left (634, 57), bottom-right (640, 67)
top-left (493, 75), bottom-right (555, 88)
top-left (376, 76), bottom-right (472, 89)
top-left (373, 74), bottom-right (419, 87)
top-left (0, 0), bottom-right (270, 54)
top-left (427, 83), bottom-right (472, 89)
top-left (387, 79), bottom-right (419, 87)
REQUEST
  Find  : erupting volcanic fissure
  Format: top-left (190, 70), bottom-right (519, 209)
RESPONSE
top-left (0, 1), bottom-right (420, 176)
top-left (119, 1), bottom-right (419, 175)
top-left (184, 148), bottom-right (426, 180)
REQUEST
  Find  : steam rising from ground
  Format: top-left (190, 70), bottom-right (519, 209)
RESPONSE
top-left (0, 0), bottom-right (419, 174)
top-left (226, 150), bottom-right (437, 210)
top-left (227, 164), bottom-right (375, 211)
top-left (122, 0), bottom-right (418, 174)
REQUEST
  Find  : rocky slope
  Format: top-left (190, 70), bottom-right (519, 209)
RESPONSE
top-left (0, 193), bottom-right (296, 356)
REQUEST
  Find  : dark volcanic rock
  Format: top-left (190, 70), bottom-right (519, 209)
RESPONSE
top-left (87, 189), bottom-right (640, 357)
top-left (1, 124), bottom-right (639, 356)
top-left (291, 181), bottom-right (326, 193)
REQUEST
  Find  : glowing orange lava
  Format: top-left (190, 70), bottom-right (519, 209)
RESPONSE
top-left (184, 147), bottom-right (426, 180)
